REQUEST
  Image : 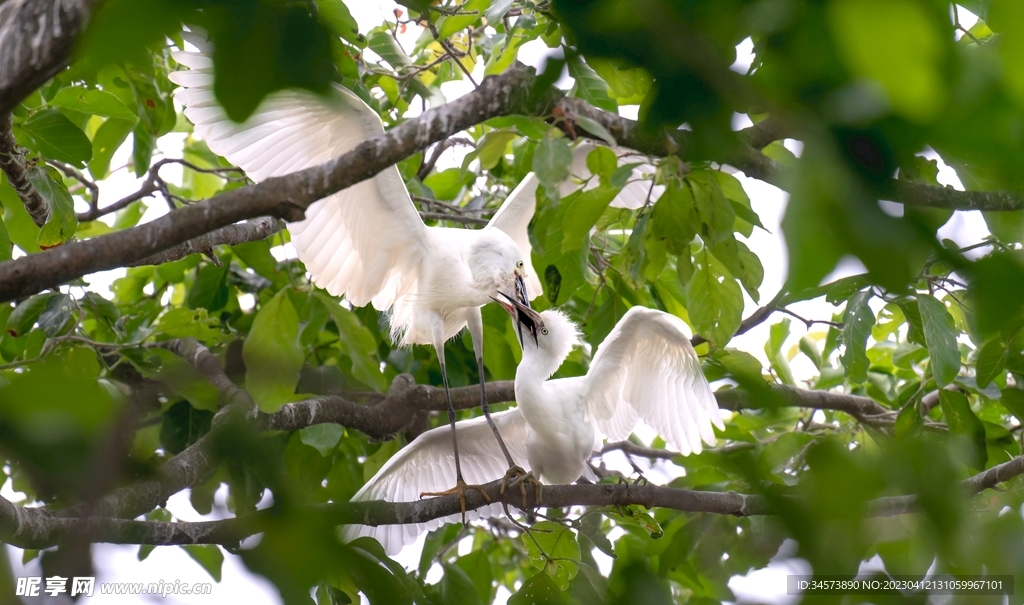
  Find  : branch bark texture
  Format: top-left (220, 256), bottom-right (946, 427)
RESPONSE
top-left (0, 113), bottom-right (48, 226)
top-left (6, 454), bottom-right (1024, 549)
top-left (0, 0), bottom-right (96, 115)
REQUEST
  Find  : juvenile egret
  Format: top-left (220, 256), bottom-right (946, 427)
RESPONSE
top-left (169, 31), bottom-right (542, 515)
top-left (343, 301), bottom-right (723, 555)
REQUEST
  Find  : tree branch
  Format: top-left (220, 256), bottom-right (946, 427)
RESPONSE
top-left (0, 113), bottom-right (48, 226)
top-left (8, 454), bottom-right (1024, 549)
top-left (0, 0), bottom-right (96, 115)
top-left (556, 96), bottom-right (1024, 213)
top-left (127, 217), bottom-right (283, 267)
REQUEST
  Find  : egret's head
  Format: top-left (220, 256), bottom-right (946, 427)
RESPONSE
top-left (470, 233), bottom-right (529, 306)
top-left (494, 294), bottom-right (580, 367)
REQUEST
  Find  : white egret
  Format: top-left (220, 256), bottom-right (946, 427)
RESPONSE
top-left (169, 31), bottom-right (544, 516)
top-left (343, 300), bottom-right (723, 555)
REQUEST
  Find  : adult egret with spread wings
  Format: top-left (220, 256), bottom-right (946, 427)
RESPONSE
top-left (344, 301), bottom-right (723, 555)
top-left (169, 31), bottom-right (542, 515)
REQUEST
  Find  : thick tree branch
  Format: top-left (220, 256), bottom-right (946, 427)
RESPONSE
top-left (127, 217), bottom-right (283, 267)
top-left (0, 113), bottom-right (48, 226)
top-left (1, 61), bottom-right (1021, 301)
top-left (7, 454), bottom-right (1024, 549)
top-left (0, 63), bottom-right (560, 302)
top-left (58, 363), bottom-right (909, 523)
top-left (0, 0), bottom-right (96, 115)
top-left (557, 97), bottom-right (1024, 213)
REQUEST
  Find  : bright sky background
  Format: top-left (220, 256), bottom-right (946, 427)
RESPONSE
top-left (2, 4), bottom-right (992, 604)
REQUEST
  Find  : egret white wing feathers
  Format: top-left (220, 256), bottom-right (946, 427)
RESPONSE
top-left (486, 174), bottom-right (542, 299)
top-left (342, 409), bottom-right (530, 556)
top-left (170, 33), bottom-right (429, 318)
top-left (584, 307), bottom-right (723, 455)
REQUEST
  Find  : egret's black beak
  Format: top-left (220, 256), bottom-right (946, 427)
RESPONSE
top-left (493, 292), bottom-right (543, 348)
top-left (513, 272), bottom-right (530, 308)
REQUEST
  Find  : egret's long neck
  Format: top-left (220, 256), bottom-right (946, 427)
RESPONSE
top-left (515, 343), bottom-right (565, 389)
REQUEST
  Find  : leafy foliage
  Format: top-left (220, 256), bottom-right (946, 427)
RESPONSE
top-left (2, 0), bottom-right (1024, 604)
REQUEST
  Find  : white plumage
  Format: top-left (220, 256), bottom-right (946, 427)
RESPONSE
top-left (169, 29), bottom-right (547, 509)
top-left (344, 305), bottom-right (723, 555)
top-left (169, 30), bottom-right (541, 347)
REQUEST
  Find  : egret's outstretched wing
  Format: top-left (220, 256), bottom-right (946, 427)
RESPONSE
top-left (564, 142), bottom-right (662, 209)
top-left (169, 31), bottom-right (428, 311)
top-left (486, 174), bottom-right (542, 299)
top-left (341, 409), bottom-right (530, 556)
top-left (584, 307), bottom-right (723, 455)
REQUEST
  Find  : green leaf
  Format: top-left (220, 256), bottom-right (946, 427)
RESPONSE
top-left (766, 319), bottom-right (794, 385)
top-left (567, 55), bottom-right (617, 112)
top-left (939, 390), bottom-right (987, 471)
top-left (509, 572), bottom-right (564, 605)
top-left (976, 337), bottom-right (1007, 389)
top-left (687, 172), bottom-right (735, 245)
top-left (895, 401), bottom-right (924, 438)
top-left (708, 236), bottom-right (763, 303)
top-left (314, 292), bottom-right (387, 391)
top-left (799, 335), bottom-right (823, 369)
top-left (454, 550), bottom-right (493, 605)
top-left (27, 166), bottom-right (77, 248)
top-left (574, 116), bottom-right (617, 147)
top-left (828, 0), bottom-right (947, 122)
top-left (476, 130), bottom-right (517, 170)
top-left (686, 249), bottom-right (743, 347)
top-left (160, 400), bottom-right (214, 454)
top-left (423, 168), bottom-right (475, 201)
top-left (485, 0), bottom-right (513, 24)
top-left (37, 294), bottom-right (75, 337)
top-left (841, 292), bottom-right (875, 383)
top-left (317, 0), bottom-right (366, 46)
top-left (132, 125), bottom-right (155, 178)
top-left (917, 294), bottom-right (961, 387)
top-left (585, 146), bottom-right (617, 183)
top-left (187, 264), bottom-right (230, 312)
top-left (999, 387), bottom-right (1024, 423)
top-left (88, 118), bottom-right (135, 179)
top-left (16, 109), bottom-right (93, 166)
top-left (532, 133), bottom-right (572, 190)
top-left (157, 308), bottom-right (231, 345)
top-left (182, 545), bottom-right (224, 582)
top-left (0, 215), bottom-right (11, 261)
top-left (147, 349), bottom-right (220, 412)
top-left (646, 180), bottom-right (696, 256)
top-left (6, 294), bottom-right (53, 337)
top-left (244, 289), bottom-right (303, 412)
top-left (561, 186), bottom-right (619, 254)
top-left (586, 56), bottom-right (652, 104)
top-left (368, 30), bottom-right (412, 69)
top-left (441, 562), bottom-right (481, 605)
top-left (522, 521), bottom-right (580, 590)
top-left (438, 0), bottom-right (488, 39)
top-left (299, 424), bottom-right (344, 456)
top-left (49, 86), bottom-right (138, 120)
top-left (712, 171), bottom-right (763, 237)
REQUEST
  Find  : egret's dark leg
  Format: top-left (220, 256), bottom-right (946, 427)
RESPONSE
top-left (420, 331), bottom-right (489, 523)
top-left (477, 353), bottom-right (516, 467)
top-left (442, 356), bottom-right (465, 482)
top-left (468, 309), bottom-right (541, 507)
